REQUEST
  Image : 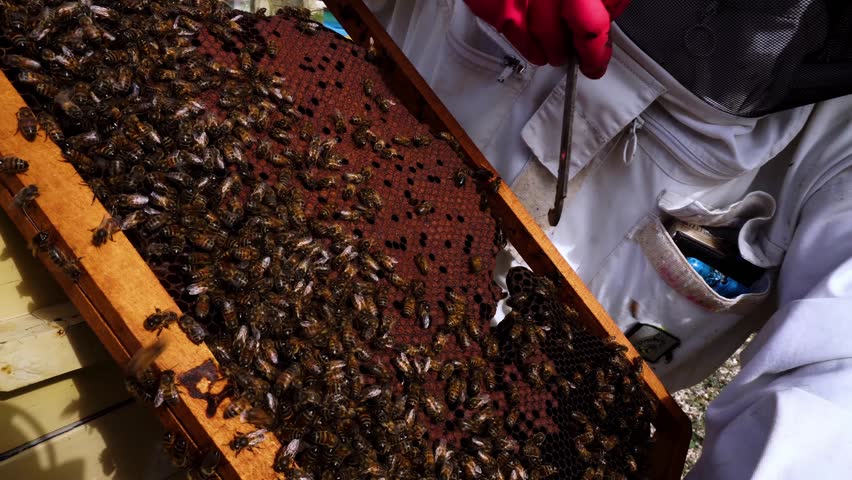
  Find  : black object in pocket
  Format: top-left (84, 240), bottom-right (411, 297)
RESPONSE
top-left (666, 219), bottom-right (764, 286)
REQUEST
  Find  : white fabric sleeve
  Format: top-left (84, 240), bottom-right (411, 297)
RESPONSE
top-left (363, 0), bottom-right (431, 46)
top-left (688, 165), bottom-right (852, 479)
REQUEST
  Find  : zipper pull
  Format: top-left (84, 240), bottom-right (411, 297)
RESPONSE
top-left (622, 116), bottom-right (645, 165)
top-left (497, 55), bottom-right (526, 83)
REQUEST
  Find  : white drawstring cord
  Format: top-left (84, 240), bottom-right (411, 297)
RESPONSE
top-left (622, 116), bottom-right (644, 165)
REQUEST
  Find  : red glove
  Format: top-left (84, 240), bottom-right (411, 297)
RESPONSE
top-left (464, 0), bottom-right (630, 78)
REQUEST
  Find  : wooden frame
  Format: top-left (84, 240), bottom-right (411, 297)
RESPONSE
top-left (0, 2), bottom-right (690, 478)
top-left (323, 2), bottom-right (691, 478)
top-left (0, 73), bottom-right (278, 479)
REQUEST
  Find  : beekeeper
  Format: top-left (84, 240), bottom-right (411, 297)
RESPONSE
top-left (367, 1), bottom-right (852, 478)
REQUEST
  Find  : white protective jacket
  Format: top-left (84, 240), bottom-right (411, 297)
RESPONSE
top-left (367, 1), bottom-right (852, 478)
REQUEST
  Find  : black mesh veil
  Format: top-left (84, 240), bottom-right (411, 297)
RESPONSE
top-left (617, 0), bottom-right (852, 117)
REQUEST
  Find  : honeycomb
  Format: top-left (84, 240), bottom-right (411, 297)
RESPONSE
top-left (0, 3), bottom-right (654, 479)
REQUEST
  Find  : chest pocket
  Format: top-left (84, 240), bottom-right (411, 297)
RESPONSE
top-left (588, 186), bottom-right (777, 391)
top-left (428, 12), bottom-right (530, 152)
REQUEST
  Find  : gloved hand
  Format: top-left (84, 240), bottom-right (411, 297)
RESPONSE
top-left (464, 0), bottom-right (631, 78)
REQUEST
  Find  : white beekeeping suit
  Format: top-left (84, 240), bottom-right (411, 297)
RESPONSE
top-left (366, 1), bottom-right (852, 478)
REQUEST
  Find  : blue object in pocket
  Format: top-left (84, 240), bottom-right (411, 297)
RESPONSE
top-left (687, 257), bottom-right (751, 298)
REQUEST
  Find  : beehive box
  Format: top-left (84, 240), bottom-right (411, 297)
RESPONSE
top-left (0, 1), bottom-right (690, 479)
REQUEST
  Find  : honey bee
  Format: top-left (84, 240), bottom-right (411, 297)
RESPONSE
top-left (222, 142), bottom-right (244, 165)
top-left (452, 167), bottom-right (471, 188)
top-left (432, 332), bottom-right (450, 354)
top-left (28, 230), bottom-right (49, 257)
top-left (341, 170), bottom-right (366, 184)
top-left (12, 184), bottom-right (39, 210)
top-left (469, 256), bottom-right (485, 274)
top-left (624, 454), bottom-right (639, 473)
top-left (0, 156), bottom-right (29, 174)
top-left (222, 392), bottom-right (252, 420)
top-left (143, 308), bottom-right (177, 335)
top-left (400, 294), bottom-right (416, 318)
top-left (333, 208), bottom-right (359, 221)
top-left (597, 433), bottom-right (618, 452)
top-left (557, 378), bottom-right (577, 398)
top-left (358, 187), bottom-right (383, 210)
top-left (404, 135), bottom-right (428, 148)
top-left (154, 370), bottom-right (180, 408)
top-left (408, 253), bottom-right (429, 275)
top-left (422, 393), bottom-right (445, 421)
top-left (33, 80), bottom-right (60, 100)
top-left (351, 127), bottom-right (369, 148)
top-left (190, 292), bottom-right (210, 319)
top-left (446, 375), bottom-right (465, 406)
top-left (414, 200), bottom-right (433, 216)
top-left (310, 430), bottom-right (339, 449)
top-left (273, 438), bottom-right (301, 472)
top-left (365, 36), bottom-right (379, 62)
top-left (162, 430), bottom-right (177, 454)
top-left (243, 407), bottom-right (276, 429)
top-left (541, 363), bottom-right (557, 383)
top-left (477, 335), bottom-right (498, 360)
top-left (199, 448), bottom-right (221, 478)
top-left (373, 94), bottom-right (394, 113)
top-left (518, 343), bottom-right (536, 362)
top-left (592, 399), bottom-right (609, 419)
top-left (372, 139), bottom-right (386, 154)
top-left (16, 107), bottom-right (38, 141)
top-left (390, 135), bottom-right (411, 146)
top-left (115, 193), bottom-right (149, 209)
top-left (362, 78), bottom-right (374, 97)
top-left (17, 71), bottom-right (49, 86)
top-left (233, 125), bottom-right (256, 148)
top-left (188, 231), bottom-right (217, 252)
top-left (230, 429), bottom-right (267, 455)
top-left (168, 433), bottom-right (191, 468)
top-left (2, 53), bottom-right (41, 71)
top-left (90, 215), bottom-right (119, 246)
top-left (125, 337), bottom-right (168, 382)
top-left (416, 301), bottom-right (432, 329)
top-left (464, 393), bottom-right (490, 410)
top-left (460, 455), bottom-right (482, 479)
top-left (330, 109), bottom-right (346, 134)
top-left (147, 237), bottom-right (175, 260)
top-left (177, 314), bottom-right (207, 345)
top-left (521, 442), bottom-right (542, 463)
top-left (525, 364), bottom-right (544, 389)
top-left (575, 443), bottom-right (596, 465)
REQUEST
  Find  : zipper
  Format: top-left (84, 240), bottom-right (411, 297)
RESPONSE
top-left (639, 110), bottom-right (731, 178)
top-left (496, 55), bottom-right (526, 83)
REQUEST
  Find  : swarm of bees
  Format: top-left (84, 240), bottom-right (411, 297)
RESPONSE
top-left (0, 2), bottom-right (655, 479)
